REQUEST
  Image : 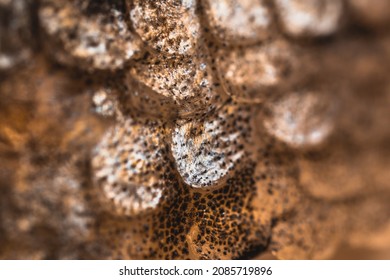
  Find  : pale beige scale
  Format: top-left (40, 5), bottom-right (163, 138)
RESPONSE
top-left (39, 0), bottom-right (142, 70)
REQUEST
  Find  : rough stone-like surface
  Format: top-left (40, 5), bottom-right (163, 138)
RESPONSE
top-left (126, 49), bottom-right (228, 119)
top-left (92, 118), bottom-right (177, 216)
top-left (129, 0), bottom-right (201, 56)
top-left (1, 0), bottom-right (390, 260)
top-left (171, 103), bottom-right (251, 188)
top-left (39, 0), bottom-right (142, 71)
top-left (202, 0), bottom-right (272, 45)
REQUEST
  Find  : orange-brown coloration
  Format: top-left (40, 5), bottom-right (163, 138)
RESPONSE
top-left (1, 0), bottom-right (390, 260)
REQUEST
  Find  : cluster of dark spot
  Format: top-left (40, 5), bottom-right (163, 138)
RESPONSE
top-left (98, 160), bottom-right (271, 259)
top-left (2, 0), bottom-right (388, 261)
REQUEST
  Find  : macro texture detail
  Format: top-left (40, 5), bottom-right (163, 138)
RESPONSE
top-left (1, 0), bottom-right (390, 260)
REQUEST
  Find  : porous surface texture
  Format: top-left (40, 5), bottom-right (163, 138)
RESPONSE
top-left (1, 0), bottom-right (390, 260)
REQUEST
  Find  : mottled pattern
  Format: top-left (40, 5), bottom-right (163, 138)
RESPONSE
top-left (217, 39), bottom-right (303, 102)
top-left (171, 103), bottom-right (251, 188)
top-left (98, 161), bottom-right (269, 260)
top-left (40, 0), bottom-right (142, 70)
top-left (129, 0), bottom-right (200, 56)
top-left (202, 0), bottom-right (272, 45)
top-left (263, 91), bottom-right (334, 147)
top-left (1, 0), bottom-right (390, 261)
top-left (92, 118), bottom-right (177, 216)
top-left (127, 49), bottom-right (228, 119)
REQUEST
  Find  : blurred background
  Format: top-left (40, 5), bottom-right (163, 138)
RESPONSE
top-left (0, 0), bottom-right (389, 259)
